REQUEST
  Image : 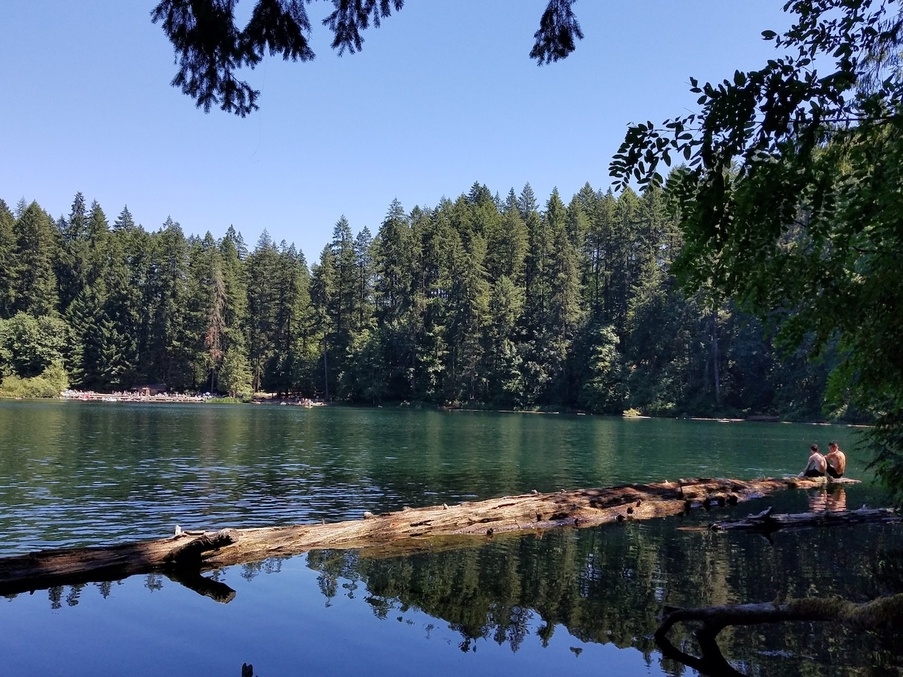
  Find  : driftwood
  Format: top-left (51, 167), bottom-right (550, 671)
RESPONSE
top-left (710, 506), bottom-right (900, 532)
top-left (0, 476), bottom-right (858, 600)
top-left (655, 594), bottom-right (903, 676)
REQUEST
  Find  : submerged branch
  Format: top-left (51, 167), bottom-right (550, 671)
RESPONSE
top-left (655, 594), bottom-right (903, 675)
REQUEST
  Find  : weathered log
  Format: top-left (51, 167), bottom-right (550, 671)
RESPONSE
top-left (163, 529), bottom-right (237, 569)
top-left (0, 476), bottom-right (858, 599)
top-left (710, 506), bottom-right (899, 532)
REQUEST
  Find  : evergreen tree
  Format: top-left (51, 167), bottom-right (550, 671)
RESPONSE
top-left (117, 215), bottom-right (156, 384)
top-left (485, 275), bottom-right (525, 406)
top-left (55, 192), bottom-right (88, 315)
top-left (97, 218), bottom-right (140, 387)
top-left (0, 199), bottom-right (16, 319)
top-left (546, 189), bottom-right (585, 403)
top-left (580, 188), bottom-right (617, 325)
top-left (187, 233), bottom-right (227, 391)
top-left (12, 201), bottom-right (59, 317)
top-left (309, 246), bottom-right (336, 399)
top-left (410, 206), bottom-right (452, 401)
top-left (219, 225), bottom-right (250, 355)
top-left (372, 200), bottom-right (417, 400)
top-left (521, 183), bottom-right (549, 335)
top-left (245, 230), bottom-right (281, 393)
top-left (264, 243), bottom-right (315, 396)
top-left (67, 285), bottom-right (105, 388)
top-left (330, 216), bottom-right (359, 338)
top-left (607, 188), bottom-right (641, 338)
top-left (219, 346), bottom-right (253, 398)
top-left (313, 217), bottom-right (368, 399)
top-left (578, 325), bottom-right (626, 413)
top-left (444, 226), bottom-right (490, 403)
top-left (145, 218), bottom-right (193, 390)
top-left (485, 190), bottom-right (528, 288)
top-left (112, 205), bottom-right (136, 232)
top-left (65, 201), bottom-right (117, 389)
top-left (374, 200), bottom-right (413, 325)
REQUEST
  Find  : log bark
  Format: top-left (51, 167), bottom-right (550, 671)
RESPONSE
top-left (0, 476), bottom-right (858, 599)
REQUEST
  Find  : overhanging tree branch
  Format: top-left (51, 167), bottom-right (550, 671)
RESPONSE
top-left (152, 0), bottom-right (587, 115)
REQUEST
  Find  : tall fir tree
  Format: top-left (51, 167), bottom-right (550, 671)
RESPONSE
top-left (12, 201), bottom-right (59, 317)
top-left (0, 199), bottom-right (16, 319)
top-left (245, 230), bottom-right (281, 393)
top-left (372, 200), bottom-right (417, 400)
top-left (146, 218), bottom-right (193, 389)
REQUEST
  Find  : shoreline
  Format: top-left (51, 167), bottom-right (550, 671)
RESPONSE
top-left (22, 390), bottom-right (865, 427)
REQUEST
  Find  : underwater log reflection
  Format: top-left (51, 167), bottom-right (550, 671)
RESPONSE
top-left (300, 509), bottom-right (903, 675)
top-left (5, 506), bottom-right (903, 676)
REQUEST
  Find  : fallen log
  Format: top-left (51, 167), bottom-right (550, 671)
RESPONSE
top-left (710, 506), bottom-right (900, 532)
top-left (0, 476), bottom-right (857, 599)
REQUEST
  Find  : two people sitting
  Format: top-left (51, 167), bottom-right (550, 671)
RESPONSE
top-left (799, 441), bottom-right (846, 478)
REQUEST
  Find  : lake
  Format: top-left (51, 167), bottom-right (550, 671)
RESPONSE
top-left (0, 401), bottom-right (899, 676)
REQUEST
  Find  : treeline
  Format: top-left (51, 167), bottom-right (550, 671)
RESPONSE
top-left (0, 183), bottom-right (833, 417)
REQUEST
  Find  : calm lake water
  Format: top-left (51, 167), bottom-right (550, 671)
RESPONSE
top-left (0, 401), bottom-right (899, 676)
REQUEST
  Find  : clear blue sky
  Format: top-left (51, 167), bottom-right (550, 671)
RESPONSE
top-left (2, 1), bottom-right (790, 263)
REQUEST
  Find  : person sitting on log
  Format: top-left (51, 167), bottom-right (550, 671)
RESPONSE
top-left (825, 441), bottom-right (847, 479)
top-left (799, 444), bottom-right (827, 478)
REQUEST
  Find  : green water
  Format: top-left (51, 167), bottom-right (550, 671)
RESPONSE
top-left (0, 401), bottom-right (899, 676)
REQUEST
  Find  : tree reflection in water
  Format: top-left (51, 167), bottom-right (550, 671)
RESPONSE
top-left (21, 501), bottom-right (903, 676)
top-left (300, 507), bottom-right (903, 675)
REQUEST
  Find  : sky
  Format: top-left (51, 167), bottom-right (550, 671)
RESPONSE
top-left (2, 1), bottom-right (792, 263)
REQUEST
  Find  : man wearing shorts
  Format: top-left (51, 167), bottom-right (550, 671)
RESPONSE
top-left (799, 444), bottom-right (827, 478)
top-left (825, 441), bottom-right (846, 478)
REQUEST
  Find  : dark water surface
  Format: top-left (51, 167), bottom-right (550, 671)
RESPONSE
top-left (0, 401), bottom-right (899, 676)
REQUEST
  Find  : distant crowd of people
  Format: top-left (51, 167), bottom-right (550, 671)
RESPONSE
top-left (798, 441), bottom-right (846, 479)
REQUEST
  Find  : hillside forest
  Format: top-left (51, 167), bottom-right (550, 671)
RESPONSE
top-left (0, 182), bottom-right (842, 419)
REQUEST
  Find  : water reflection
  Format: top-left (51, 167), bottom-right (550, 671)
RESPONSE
top-left (807, 486), bottom-right (848, 513)
top-left (1, 402), bottom-right (896, 675)
top-left (11, 504), bottom-right (899, 676)
top-left (306, 514), bottom-right (903, 675)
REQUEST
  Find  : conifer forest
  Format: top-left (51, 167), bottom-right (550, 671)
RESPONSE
top-left (0, 182), bottom-right (837, 419)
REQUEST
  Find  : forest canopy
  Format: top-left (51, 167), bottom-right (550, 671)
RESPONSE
top-left (0, 185), bottom-right (832, 420)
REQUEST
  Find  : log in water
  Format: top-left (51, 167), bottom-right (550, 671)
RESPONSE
top-left (0, 476), bottom-right (859, 599)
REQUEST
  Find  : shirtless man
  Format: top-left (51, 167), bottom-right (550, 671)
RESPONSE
top-left (825, 441), bottom-right (847, 478)
top-left (799, 444), bottom-right (827, 477)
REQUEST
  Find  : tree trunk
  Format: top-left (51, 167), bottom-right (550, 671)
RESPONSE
top-left (0, 476), bottom-right (858, 599)
top-left (710, 505), bottom-right (899, 532)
